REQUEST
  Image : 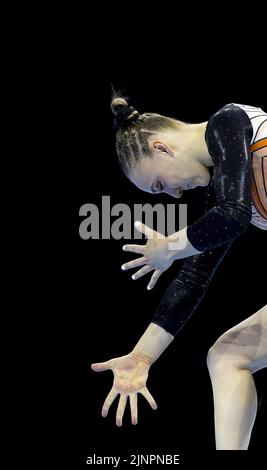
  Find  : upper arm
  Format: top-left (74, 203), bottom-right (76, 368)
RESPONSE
top-left (187, 105), bottom-right (253, 251)
top-left (206, 104), bottom-right (253, 217)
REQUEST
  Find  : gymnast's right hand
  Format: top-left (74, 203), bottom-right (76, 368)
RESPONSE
top-left (91, 353), bottom-right (157, 426)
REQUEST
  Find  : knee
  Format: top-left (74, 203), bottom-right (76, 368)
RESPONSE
top-left (206, 343), bottom-right (234, 380)
top-left (207, 343), bottom-right (220, 373)
top-left (207, 338), bottom-right (249, 377)
top-left (207, 337), bottom-right (237, 374)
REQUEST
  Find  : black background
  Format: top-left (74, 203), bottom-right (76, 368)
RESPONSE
top-left (13, 3), bottom-right (266, 467)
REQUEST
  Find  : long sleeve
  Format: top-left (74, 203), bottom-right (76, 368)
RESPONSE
top-left (152, 242), bottom-right (232, 336)
top-left (187, 104), bottom-right (253, 251)
top-left (152, 172), bottom-right (231, 337)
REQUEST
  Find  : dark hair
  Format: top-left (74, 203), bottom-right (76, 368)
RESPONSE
top-left (111, 95), bottom-right (179, 175)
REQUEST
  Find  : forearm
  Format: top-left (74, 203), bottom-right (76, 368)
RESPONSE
top-left (169, 210), bottom-right (249, 258)
top-left (131, 322), bottom-right (174, 365)
top-left (187, 201), bottom-right (251, 251)
top-left (153, 242), bottom-right (232, 336)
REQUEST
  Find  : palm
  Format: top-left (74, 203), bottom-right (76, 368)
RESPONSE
top-left (112, 355), bottom-right (149, 394)
top-left (91, 353), bottom-right (157, 426)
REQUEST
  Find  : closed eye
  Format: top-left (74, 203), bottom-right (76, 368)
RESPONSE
top-left (151, 181), bottom-right (164, 193)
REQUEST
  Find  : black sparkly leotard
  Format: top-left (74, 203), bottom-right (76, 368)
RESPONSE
top-left (153, 104), bottom-right (257, 336)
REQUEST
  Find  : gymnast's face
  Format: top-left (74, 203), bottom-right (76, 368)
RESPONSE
top-left (129, 139), bottom-right (210, 198)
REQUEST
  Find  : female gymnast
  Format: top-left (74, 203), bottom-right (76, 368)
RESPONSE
top-left (91, 96), bottom-right (267, 450)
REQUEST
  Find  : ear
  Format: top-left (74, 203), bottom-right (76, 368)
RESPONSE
top-left (152, 141), bottom-right (175, 157)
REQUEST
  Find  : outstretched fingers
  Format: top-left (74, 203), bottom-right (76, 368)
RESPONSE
top-left (123, 244), bottom-right (145, 255)
top-left (101, 388), bottom-right (118, 417)
top-left (129, 393), bottom-right (138, 425)
top-left (139, 387), bottom-right (157, 410)
top-left (134, 221), bottom-right (156, 239)
top-left (91, 360), bottom-right (113, 372)
top-left (147, 269), bottom-right (162, 290)
top-left (132, 265), bottom-right (153, 280)
top-left (121, 256), bottom-right (147, 271)
top-left (116, 395), bottom-right (128, 427)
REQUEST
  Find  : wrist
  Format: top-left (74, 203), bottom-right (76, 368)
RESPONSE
top-left (168, 226), bottom-right (202, 260)
top-left (129, 350), bottom-right (153, 367)
top-left (131, 323), bottom-right (174, 365)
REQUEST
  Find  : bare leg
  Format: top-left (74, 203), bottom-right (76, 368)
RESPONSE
top-left (207, 305), bottom-right (267, 450)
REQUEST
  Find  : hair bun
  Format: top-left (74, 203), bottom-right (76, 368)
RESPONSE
top-left (111, 97), bottom-right (128, 116)
top-left (111, 96), bottom-right (139, 130)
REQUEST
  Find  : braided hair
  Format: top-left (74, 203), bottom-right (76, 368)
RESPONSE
top-left (111, 95), bottom-right (179, 175)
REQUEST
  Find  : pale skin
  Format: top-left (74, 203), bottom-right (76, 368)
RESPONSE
top-left (91, 323), bottom-right (174, 426)
top-left (91, 119), bottom-right (267, 449)
top-left (122, 121), bottom-right (212, 290)
top-left (92, 122), bottom-right (210, 424)
top-left (91, 354), bottom-right (155, 427)
top-left (207, 304), bottom-right (267, 449)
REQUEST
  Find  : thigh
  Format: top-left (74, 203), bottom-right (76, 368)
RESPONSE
top-left (212, 305), bottom-right (267, 373)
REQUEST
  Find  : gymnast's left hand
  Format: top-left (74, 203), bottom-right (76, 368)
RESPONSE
top-left (121, 221), bottom-right (179, 290)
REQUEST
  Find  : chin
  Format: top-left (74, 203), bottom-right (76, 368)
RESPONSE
top-left (197, 174), bottom-right (211, 187)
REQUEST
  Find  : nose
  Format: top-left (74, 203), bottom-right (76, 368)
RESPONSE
top-left (165, 188), bottom-right (183, 198)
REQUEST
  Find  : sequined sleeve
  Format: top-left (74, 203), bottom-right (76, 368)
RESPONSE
top-left (187, 104), bottom-right (253, 251)
top-left (152, 181), bottom-right (232, 336)
top-left (152, 242), bottom-right (232, 336)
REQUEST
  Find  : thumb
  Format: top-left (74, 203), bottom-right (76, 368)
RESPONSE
top-left (134, 221), bottom-right (155, 239)
top-left (91, 360), bottom-right (113, 372)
